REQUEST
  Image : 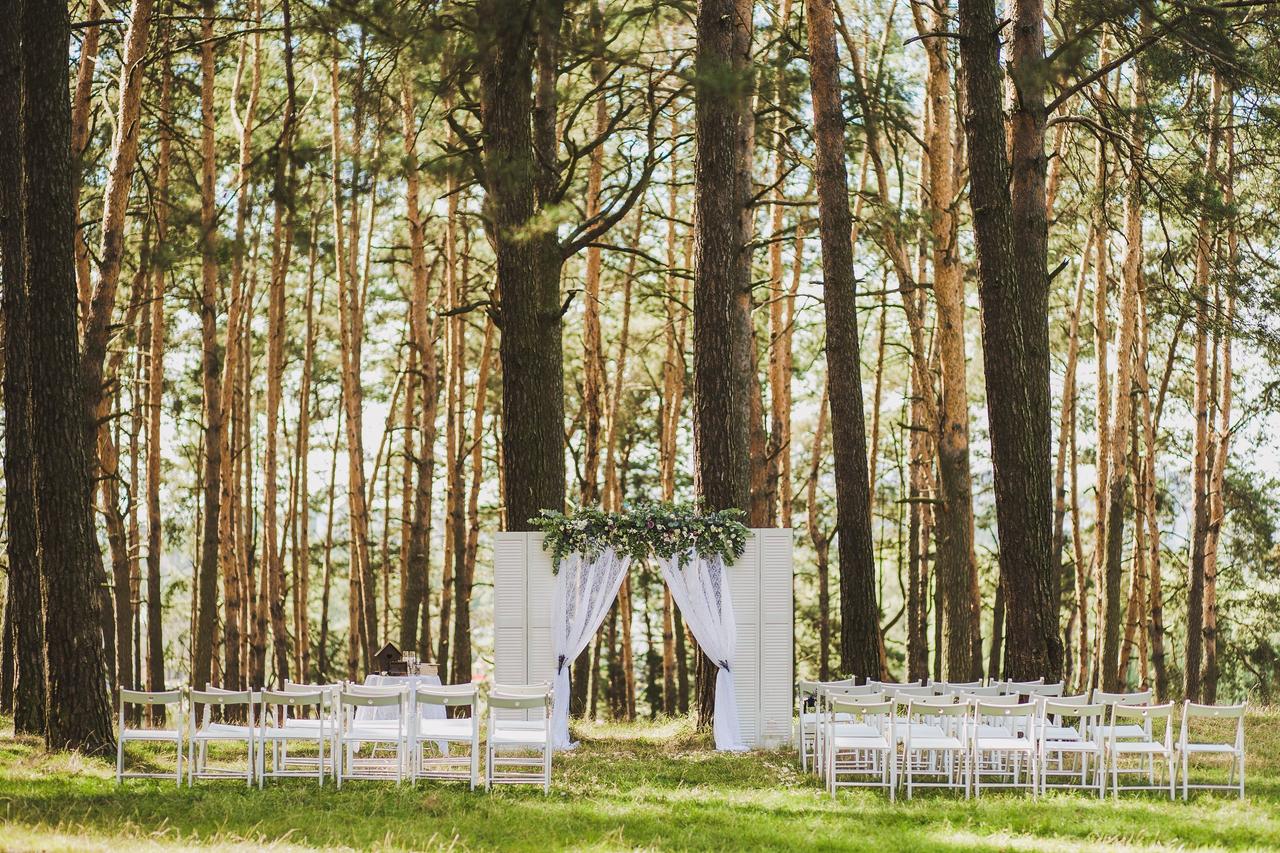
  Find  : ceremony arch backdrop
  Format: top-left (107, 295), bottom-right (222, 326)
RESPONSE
top-left (493, 528), bottom-right (793, 750)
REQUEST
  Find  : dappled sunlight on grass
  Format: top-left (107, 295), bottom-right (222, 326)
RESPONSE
top-left (1, 712), bottom-right (1278, 850)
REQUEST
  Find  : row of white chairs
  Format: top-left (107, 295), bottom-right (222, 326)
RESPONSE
top-left (116, 681), bottom-right (555, 792)
top-left (798, 681), bottom-right (1245, 801)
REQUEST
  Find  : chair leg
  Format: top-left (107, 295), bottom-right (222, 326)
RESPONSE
top-left (116, 736), bottom-right (124, 785)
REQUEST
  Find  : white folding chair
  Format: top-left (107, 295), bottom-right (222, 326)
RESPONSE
top-left (933, 680), bottom-right (983, 696)
top-left (999, 677), bottom-right (1045, 692)
top-left (953, 684), bottom-right (1003, 698)
top-left (819, 691), bottom-right (887, 784)
top-left (338, 687), bottom-right (410, 785)
top-left (275, 682), bottom-right (341, 776)
top-left (826, 698), bottom-right (895, 800)
top-left (411, 684), bottom-right (481, 789)
top-left (258, 689), bottom-right (330, 787)
top-left (971, 701), bottom-right (1038, 797)
top-left (486, 687), bottom-right (554, 792)
top-left (901, 697), bottom-right (970, 799)
top-left (1093, 689), bottom-right (1153, 741)
top-left (1179, 701), bottom-right (1246, 800)
top-left (1106, 703), bottom-right (1175, 799)
top-left (814, 684), bottom-right (881, 779)
top-left (188, 688), bottom-right (255, 785)
top-left (797, 678), bottom-right (856, 772)
top-left (1037, 699), bottom-right (1105, 796)
top-left (116, 688), bottom-right (184, 784)
top-left (1024, 682), bottom-right (1065, 698)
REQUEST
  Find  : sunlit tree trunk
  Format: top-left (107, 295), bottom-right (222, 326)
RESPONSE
top-left (806, 0), bottom-right (880, 679)
top-left (1203, 94), bottom-right (1236, 704)
top-left (145, 18), bottom-right (173, 712)
top-left (192, 0), bottom-right (224, 694)
top-left (1185, 74), bottom-right (1222, 704)
top-left (958, 0), bottom-right (1062, 682)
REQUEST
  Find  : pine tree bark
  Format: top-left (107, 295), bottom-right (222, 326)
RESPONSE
top-left (145, 22), bottom-right (172, 710)
top-left (191, 0), bottom-right (224, 694)
top-left (0, 8), bottom-right (45, 731)
top-left (1100, 43), bottom-right (1147, 691)
top-left (1185, 74), bottom-right (1222, 704)
top-left (263, 0), bottom-right (297, 686)
top-left (916, 0), bottom-right (981, 680)
top-left (21, 0), bottom-right (115, 750)
top-left (806, 0), bottom-right (880, 679)
top-left (958, 0), bottom-right (1063, 681)
top-left (1203, 96), bottom-right (1236, 704)
top-left (477, 0), bottom-right (568, 533)
top-left (691, 0), bottom-right (755, 725)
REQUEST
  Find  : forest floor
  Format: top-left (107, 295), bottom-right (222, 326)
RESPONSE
top-left (0, 711), bottom-right (1277, 851)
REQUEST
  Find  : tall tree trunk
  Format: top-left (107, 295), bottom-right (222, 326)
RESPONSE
top-left (807, 381), bottom-right (833, 681)
top-left (806, 0), bottom-right (880, 679)
top-left (1100, 41), bottom-right (1147, 691)
top-left (477, 0), bottom-right (568, 533)
top-left (145, 17), bottom-right (173, 710)
top-left (69, 0), bottom-right (103, 320)
top-left (21, 0), bottom-right (116, 751)
top-left (580, 1), bottom-right (608, 510)
top-left (1185, 74), bottom-right (1222, 704)
top-left (915, 0), bottom-right (980, 680)
top-left (692, 0), bottom-right (755, 725)
top-left (1054, 228), bottom-right (1091, 681)
top-left (263, 0), bottom-right (296, 686)
top-left (454, 320), bottom-right (496, 685)
top-left (297, 225), bottom-right (318, 678)
top-left (1203, 95), bottom-right (1236, 705)
top-left (0, 8), bottom-right (44, 732)
top-left (958, 0), bottom-right (1062, 682)
top-left (191, 0), bottom-right (224, 694)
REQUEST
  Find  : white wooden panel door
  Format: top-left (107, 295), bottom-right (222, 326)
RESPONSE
top-left (493, 533), bottom-right (528, 687)
top-left (526, 536), bottom-right (556, 686)
top-left (758, 529), bottom-right (794, 748)
top-left (730, 534), bottom-right (760, 748)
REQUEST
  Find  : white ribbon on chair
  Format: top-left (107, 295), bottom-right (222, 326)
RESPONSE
top-left (657, 551), bottom-right (746, 752)
top-left (550, 547), bottom-right (631, 749)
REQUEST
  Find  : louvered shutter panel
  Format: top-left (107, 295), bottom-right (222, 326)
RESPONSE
top-left (730, 534), bottom-right (760, 747)
top-left (493, 533), bottom-right (528, 718)
top-left (526, 536), bottom-right (556, 688)
top-left (758, 529), bottom-right (794, 748)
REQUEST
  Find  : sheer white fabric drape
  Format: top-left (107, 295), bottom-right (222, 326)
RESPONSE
top-left (550, 547), bottom-right (631, 749)
top-left (656, 551), bottom-right (746, 751)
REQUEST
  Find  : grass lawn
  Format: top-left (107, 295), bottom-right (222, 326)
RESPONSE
top-left (0, 712), bottom-right (1277, 851)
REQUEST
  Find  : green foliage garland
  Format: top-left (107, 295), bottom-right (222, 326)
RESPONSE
top-left (530, 502), bottom-right (750, 572)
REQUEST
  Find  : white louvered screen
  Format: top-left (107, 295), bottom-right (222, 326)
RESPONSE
top-left (729, 534), bottom-right (760, 748)
top-left (492, 529), bottom-right (794, 746)
top-left (757, 528), bottom-right (794, 748)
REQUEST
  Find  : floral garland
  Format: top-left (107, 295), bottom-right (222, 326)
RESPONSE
top-left (530, 502), bottom-right (750, 572)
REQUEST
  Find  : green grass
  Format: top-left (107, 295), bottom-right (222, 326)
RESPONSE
top-left (1, 712), bottom-right (1278, 851)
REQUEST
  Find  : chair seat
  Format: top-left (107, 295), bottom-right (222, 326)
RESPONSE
top-left (832, 734), bottom-right (889, 751)
top-left (1044, 737), bottom-right (1100, 754)
top-left (1042, 725), bottom-right (1081, 742)
top-left (121, 728), bottom-right (183, 741)
top-left (976, 736), bottom-right (1034, 751)
top-left (1101, 724), bottom-right (1147, 740)
top-left (1181, 743), bottom-right (1238, 754)
top-left (897, 723), bottom-right (945, 741)
top-left (1111, 740), bottom-right (1171, 755)
top-left (414, 719), bottom-right (476, 741)
top-left (346, 722), bottom-right (407, 742)
top-left (260, 723), bottom-right (332, 740)
top-left (194, 723), bottom-right (254, 740)
top-left (829, 722), bottom-right (879, 738)
top-left (905, 736), bottom-right (964, 751)
top-left (490, 725), bottom-right (550, 746)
